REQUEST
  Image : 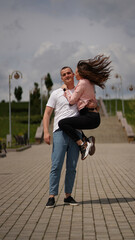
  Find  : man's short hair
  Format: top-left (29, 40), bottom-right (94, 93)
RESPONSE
top-left (60, 66), bottom-right (73, 75)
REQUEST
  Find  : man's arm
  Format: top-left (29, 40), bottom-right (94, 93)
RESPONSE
top-left (43, 106), bottom-right (54, 145)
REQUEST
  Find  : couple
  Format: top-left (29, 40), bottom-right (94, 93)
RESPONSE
top-left (43, 54), bottom-right (112, 208)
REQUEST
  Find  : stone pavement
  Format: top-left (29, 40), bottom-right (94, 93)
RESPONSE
top-left (0, 143), bottom-right (135, 240)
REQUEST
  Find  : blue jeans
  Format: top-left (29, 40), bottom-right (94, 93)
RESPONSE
top-left (49, 129), bottom-right (81, 196)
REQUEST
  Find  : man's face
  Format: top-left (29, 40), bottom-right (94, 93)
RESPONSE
top-left (61, 68), bottom-right (74, 85)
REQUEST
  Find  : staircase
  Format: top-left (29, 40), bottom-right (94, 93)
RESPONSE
top-left (83, 116), bottom-right (128, 143)
top-left (83, 98), bottom-right (128, 143)
top-left (38, 98), bottom-right (129, 144)
top-left (49, 115), bottom-right (128, 143)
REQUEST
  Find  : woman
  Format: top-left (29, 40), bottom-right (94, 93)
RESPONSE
top-left (58, 54), bottom-right (112, 160)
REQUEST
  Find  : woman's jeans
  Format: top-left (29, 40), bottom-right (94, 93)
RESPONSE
top-left (59, 108), bottom-right (101, 142)
top-left (49, 129), bottom-right (81, 196)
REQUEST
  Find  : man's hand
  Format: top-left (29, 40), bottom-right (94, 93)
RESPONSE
top-left (61, 84), bottom-right (67, 90)
top-left (44, 132), bottom-right (51, 145)
top-left (43, 106), bottom-right (53, 145)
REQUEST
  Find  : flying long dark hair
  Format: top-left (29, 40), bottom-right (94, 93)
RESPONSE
top-left (77, 54), bottom-right (112, 88)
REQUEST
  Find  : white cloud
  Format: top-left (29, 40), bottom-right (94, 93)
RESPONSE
top-left (34, 42), bottom-right (54, 58)
top-left (0, 0), bottom-right (135, 101)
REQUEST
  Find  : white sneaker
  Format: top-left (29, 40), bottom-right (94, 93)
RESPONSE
top-left (80, 141), bottom-right (91, 160)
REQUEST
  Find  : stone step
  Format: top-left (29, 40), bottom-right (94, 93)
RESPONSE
top-left (49, 116), bottom-right (128, 143)
top-left (83, 116), bottom-right (128, 143)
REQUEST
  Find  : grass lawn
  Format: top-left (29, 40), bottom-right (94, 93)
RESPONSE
top-left (105, 99), bottom-right (135, 132)
top-left (0, 99), bottom-right (135, 147)
top-left (0, 102), bottom-right (42, 146)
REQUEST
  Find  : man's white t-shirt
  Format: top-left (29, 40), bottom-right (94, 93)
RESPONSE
top-left (47, 88), bottom-right (79, 132)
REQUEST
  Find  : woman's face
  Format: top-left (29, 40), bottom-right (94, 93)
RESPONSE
top-left (75, 67), bottom-right (81, 80)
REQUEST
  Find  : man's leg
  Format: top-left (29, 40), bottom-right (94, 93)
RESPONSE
top-left (64, 131), bottom-right (81, 205)
top-left (49, 130), bottom-right (68, 196)
top-left (46, 130), bottom-right (69, 208)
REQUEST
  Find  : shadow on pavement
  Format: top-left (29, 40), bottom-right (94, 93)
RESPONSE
top-left (80, 197), bottom-right (135, 205)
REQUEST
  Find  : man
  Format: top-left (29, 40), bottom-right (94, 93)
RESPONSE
top-left (43, 66), bottom-right (95, 208)
top-left (43, 66), bottom-right (81, 208)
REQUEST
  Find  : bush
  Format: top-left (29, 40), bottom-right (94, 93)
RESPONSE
top-left (0, 101), bottom-right (43, 144)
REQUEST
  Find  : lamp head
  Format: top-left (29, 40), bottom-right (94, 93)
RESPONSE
top-left (14, 72), bottom-right (20, 79)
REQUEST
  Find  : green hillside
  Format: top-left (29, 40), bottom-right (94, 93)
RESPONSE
top-left (0, 99), bottom-right (135, 147)
top-left (0, 102), bottom-right (43, 146)
top-left (104, 99), bottom-right (135, 132)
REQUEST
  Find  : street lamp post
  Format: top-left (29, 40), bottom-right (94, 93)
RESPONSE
top-left (28, 90), bottom-right (31, 144)
top-left (8, 71), bottom-right (23, 147)
top-left (111, 85), bottom-right (118, 114)
top-left (115, 73), bottom-right (125, 115)
top-left (9, 75), bottom-right (12, 146)
top-left (109, 94), bottom-right (111, 116)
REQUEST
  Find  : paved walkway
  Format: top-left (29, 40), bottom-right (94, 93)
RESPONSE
top-left (0, 143), bottom-right (135, 240)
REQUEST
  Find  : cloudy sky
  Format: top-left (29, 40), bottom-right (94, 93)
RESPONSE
top-left (0, 0), bottom-right (135, 102)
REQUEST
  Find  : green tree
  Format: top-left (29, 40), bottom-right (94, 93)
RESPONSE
top-left (45, 73), bottom-right (53, 99)
top-left (14, 86), bottom-right (23, 102)
top-left (30, 82), bottom-right (41, 114)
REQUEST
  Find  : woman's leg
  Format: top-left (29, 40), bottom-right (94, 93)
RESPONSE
top-left (59, 112), bottom-right (100, 143)
top-left (58, 112), bottom-right (100, 160)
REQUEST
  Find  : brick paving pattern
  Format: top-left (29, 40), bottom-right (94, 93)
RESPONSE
top-left (0, 142), bottom-right (135, 240)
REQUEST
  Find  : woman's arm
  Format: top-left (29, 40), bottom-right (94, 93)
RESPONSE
top-left (64, 81), bottom-right (84, 105)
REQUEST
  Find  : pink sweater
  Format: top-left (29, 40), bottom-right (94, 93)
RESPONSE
top-left (64, 79), bottom-right (97, 111)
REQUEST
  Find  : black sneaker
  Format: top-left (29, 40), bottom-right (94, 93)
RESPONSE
top-left (46, 197), bottom-right (55, 208)
top-left (79, 141), bottom-right (91, 160)
top-left (88, 136), bottom-right (95, 156)
top-left (64, 196), bottom-right (79, 206)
